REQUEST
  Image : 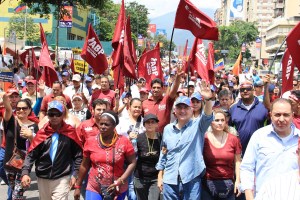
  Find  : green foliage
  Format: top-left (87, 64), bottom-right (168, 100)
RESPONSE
top-left (149, 34), bottom-right (176, 57)
top-left (8, 13), bottom-right (39, 44)
top-left (214, 20), bottom-right (259, 61)
top-left (96, 0), bottom-right (119, 41)
top-left (17, 0), bottom-right (108, 19)
top-left (126, 1), bottom-right (149, 38)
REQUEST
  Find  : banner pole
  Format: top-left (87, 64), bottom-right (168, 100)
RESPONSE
top-left (268, 36), bottom-right (287, 74)
top-left (168, 27), bottom-right (175, 75)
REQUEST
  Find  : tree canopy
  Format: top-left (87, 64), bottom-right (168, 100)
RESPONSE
top-left (16, 0), bottom-right (109, 18)
top-left (214, 20), bottom-right (259, 61)
top-left (8, 13), bottom-right (39, 45)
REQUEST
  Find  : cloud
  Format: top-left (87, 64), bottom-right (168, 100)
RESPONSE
top-left (113, 0), bottom-right (220, 18)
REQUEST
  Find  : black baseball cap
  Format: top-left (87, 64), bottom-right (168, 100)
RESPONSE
top-left (143, 114), bottom-right (159, 124)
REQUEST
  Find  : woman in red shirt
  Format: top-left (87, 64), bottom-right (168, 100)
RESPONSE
top-left (74, 111), bottom-right (137, 200)
top-left (202, 109), bottom-right (242, 200)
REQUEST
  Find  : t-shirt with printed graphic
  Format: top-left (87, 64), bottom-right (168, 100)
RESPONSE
top-left (84, 134), bottom-right (135, 194)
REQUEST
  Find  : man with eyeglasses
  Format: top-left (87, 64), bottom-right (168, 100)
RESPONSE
top-left (21, 100), bottom-right (82, 199)
top-left (156, 82), bottom-right (214, 199)
top-left (240, 98), bottom-right (300, 199)
top-left (282, 79), bottom-right (299, 99)
top-left (229, 80), bottom-right (268, 155)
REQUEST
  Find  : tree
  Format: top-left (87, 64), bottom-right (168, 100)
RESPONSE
top-left (15, 0), bottom-right (109, 19)
top-left (126, 1), bottom-right (149, 38)
top-left (214, 20), bottom-right (259, 61)
top-left (150, 34), bottom-right (176, 58)
top-left (8, 13), bottom-right (39, 45)
top-left (95, 0), bottom-right (120, 41)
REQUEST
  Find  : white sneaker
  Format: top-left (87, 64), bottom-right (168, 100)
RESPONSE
top-left (0, 180), bottom-right (5, 185)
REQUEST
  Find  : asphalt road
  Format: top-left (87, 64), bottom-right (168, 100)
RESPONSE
top-left (0, 171), bottom-right (84, 200)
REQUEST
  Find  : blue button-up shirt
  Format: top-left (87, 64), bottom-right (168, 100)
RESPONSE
top-left (156, 112), bottom-right (213, 185)
top-left (240, 124), bottom-right (300, 196)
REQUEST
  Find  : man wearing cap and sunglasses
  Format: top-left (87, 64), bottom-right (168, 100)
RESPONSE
top-left (21, 100), bottom-right (82, 199)
top-left (229, 80), bottom-right (268, 155)
top-left (156, 81), bottom-right (214, 199)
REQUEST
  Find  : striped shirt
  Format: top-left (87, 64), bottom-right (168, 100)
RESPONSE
top-left (255, 170), bottom-right (300, 200)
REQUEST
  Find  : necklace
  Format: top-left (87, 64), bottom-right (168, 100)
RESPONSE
top-left (99, 131), bottom-right (118, 148)
top-left (146, 133), bottom-right (156, 156)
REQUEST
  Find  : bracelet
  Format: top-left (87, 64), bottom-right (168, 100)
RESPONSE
top-left (74, 184), bottom-right (81, 189)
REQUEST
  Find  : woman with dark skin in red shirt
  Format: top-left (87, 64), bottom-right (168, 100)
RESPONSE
top-left (202, 109), bottom-right (242, 200)
top-left (74, 111), bottom-right (137, 200)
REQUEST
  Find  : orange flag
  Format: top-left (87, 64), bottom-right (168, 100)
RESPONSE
top-left (232, 52), bottom-right (242, 76)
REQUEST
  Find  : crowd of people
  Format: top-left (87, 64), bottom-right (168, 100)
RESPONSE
top-left (0, 60), bottom-right (299, 200)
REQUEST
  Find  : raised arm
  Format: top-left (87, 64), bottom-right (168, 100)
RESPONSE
top-left (0, 92), bottom-right (13, 122)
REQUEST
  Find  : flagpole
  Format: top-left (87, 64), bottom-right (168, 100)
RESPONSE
top-left (268, 36), bottom-right (287, 74)
top-left (81, 61), bottom-right (86, 92)
top-left (187, 60), bottom-right (191, 97)
top-left (168, 27), bottom-right (175, 74)
top-left (276, 49), bottom-right (286, 87)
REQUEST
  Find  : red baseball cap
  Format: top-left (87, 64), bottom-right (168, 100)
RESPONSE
top-left (26, 80), bottom-right (37, 85)
top-left (6, 88), bottom-right (19, 96)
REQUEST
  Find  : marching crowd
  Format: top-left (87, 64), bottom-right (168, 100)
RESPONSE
top-left (0, 61), bottom-right (299, 200)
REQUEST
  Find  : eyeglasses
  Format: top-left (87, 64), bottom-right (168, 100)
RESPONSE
top-left (293, 84), bottom-right (298, 87)
top-left (216, 77), bottom-right (221, 79)
top-left (47, 112), bottom-right (63, 117)
top-left (240, 87), bottom-right (252, 92)
top-left (16, 107), bottom-right (29, 111)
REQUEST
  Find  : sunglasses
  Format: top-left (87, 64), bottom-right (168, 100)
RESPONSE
top-left (240, 87), bottom-right (252, 92)
top-left (16, 107), bottom-right (29, 111)
top-left (47, 112), bottom-right (63, 117)
top-left (293, 84), bottom-right (298, 86)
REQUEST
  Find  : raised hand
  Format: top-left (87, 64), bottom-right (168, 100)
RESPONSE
top-left (198, 81), bottom-right (212, 100)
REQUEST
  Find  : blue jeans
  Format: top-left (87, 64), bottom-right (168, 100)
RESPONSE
top-left (163, 175), bottom-right (202, 200)
top-left (85, 190), bottom-right (127, 200)
top-left (0, 148), bottom-right (12, 200)
top-left (127, 174), bottom-right (136, 200)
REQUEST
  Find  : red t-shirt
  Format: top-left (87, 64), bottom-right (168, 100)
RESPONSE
top-left (84, 135), bottom-right (134, 194)
top-left (91, 90), bottom-right (116, 110)
top-left (142, 95), bottom-right (175, 133)
top-left (293, 115), bottom-right (300, 129)
top-left (40, 93), bottom-right (72, 112)
top-left (203, 133), bottom-right (242, 180)
top-left (76, 118), bottom-right (100, 146)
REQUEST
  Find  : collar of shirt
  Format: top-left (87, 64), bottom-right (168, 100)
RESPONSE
top-left (172, 119), bottom-right (193, 131)
top-left (269, 123), bottom-right (300, 138)
top-left (148, 95), bottom-right (163, 102)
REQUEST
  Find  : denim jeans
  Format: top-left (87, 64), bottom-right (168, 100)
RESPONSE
top-left (134, 177), bottom-right (160, 200)
top-left (86, 190), bottom-right (127, 200)
top-left (127, 174), bottom-right (137, 200)
top-left (202, 187), bottom-right (235, 200)
top-left (0, 148), bottom-right (12, 200)
top-left (163, 175), bottom-right (202, 200)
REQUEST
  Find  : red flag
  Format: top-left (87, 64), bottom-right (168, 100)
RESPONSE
top-left (19, 49), bottom-right (29, 68)
top-left (206, 42), bottom-right (215, 84)
top-left (30, 48), bottom-right (41, 79)
top-left (81, 23), bottom-right (108, 75)
top-left (182, 39), bottom-right (189, 73)
top-left (232, 52), bottom-right (242, 76)
top-left (189, 38), bottom-right (209, 82)
top-left (174, 0), bottom-right (218, 40)
top-left (112, 0), bottom-right (125, 50)
top-left (122, 16), bottom-right (137, 79)
top-left (131, 40), bottom-right (137, 62)
top-left (70, 57), bottom-right (75, 74)
top-left (39, 23), bottom-right (58, 87)
top-left (137, 43), bottom-right (163, 90)
top-left (281, 49), bottom-right (295, 94)
top-left (113, 64), bottom-right (125, 94)
top-left (286, 22), bottom-right (300, 70)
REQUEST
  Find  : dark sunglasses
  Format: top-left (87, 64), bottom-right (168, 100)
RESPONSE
top-left (216, 77), bottom-right (221, 79)
top-left (47, 112), bottom-right (63, 117)
top-left (240, 87), bottom-right (252, 92)
top-left (293, 84), bottom-right (298, 86)
top-left (16, 107), bottom-right (29, 111)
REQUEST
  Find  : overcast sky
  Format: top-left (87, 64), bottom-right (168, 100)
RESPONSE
top-left (113, 0), bottom-right (221, 18)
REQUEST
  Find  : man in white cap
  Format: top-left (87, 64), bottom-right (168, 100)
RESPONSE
top-left (156, 81), bottom-right (214, 199)
top-left (63, 74), bottom-right (90, 105)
